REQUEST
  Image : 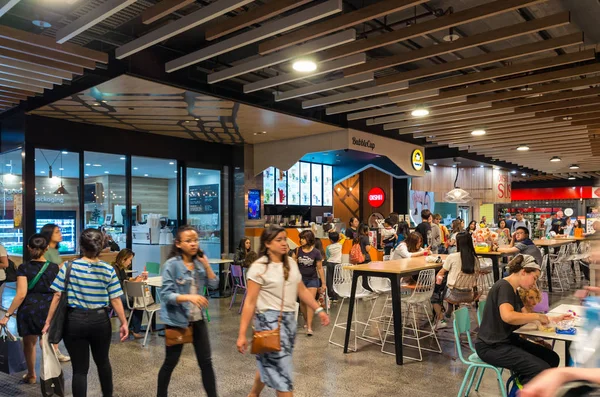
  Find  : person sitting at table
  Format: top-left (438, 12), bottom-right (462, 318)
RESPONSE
top-left (494, 226), bottom-right (543, 267)
top-left (432, 232), bottom-right (480, 330)
top-left (234, 238), bottom-right (254, 268)
top-left (447, 219), bottom-right (462, 254)
top-left (497, 219), bottom-right (512, 247)
top-left (111, 249), bottom-right (148, 339)
top-left (390, 231), bottom-right (430, 260)
top-left (475, 254), bottom-right (570, 385)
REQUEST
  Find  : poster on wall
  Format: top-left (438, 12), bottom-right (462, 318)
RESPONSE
top-left (263, 167), bottom-right (275, 205)
top-left (189, 184), bottom-right (219, 214)
top-left (311, 164), bottom-right (322, 206)
top-left (300, 162), bottom-right (311, 205)
top-left (248, 189), bottom-right (261, 220)
top-left (287, 162), bottom-right (300, 205)
top-left (323, 165), bottom-right (333, 206)
top-left (409, 190), bottom-right (435, 226)
top-left (275, 169), bottom-right (287, 205)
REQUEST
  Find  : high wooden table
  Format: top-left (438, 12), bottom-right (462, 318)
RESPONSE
top-left (534, 239), bottom-right (575, 293)
top-left (342, 255), bottom-right (447, 365)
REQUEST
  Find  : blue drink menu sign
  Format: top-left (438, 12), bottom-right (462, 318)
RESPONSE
top-left (248, 189), bottom-right (261, 220)
top-left (287, 162), bottom-right (300, 205)
top-left (311, 164), bottom-right (322, 206)
top-left (323, 165), bottom-right (333, 206)
top-left (275, 169), bottom-right (287, 205)
top-left (300, 162), bottom-right (311, 205)
top-left (189, 184), bottom-right (219, 214)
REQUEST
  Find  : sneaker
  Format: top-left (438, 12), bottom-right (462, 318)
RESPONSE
top-left (56, 352), bottom-right (71, 362)
top-left (435, 319), bottom-right (448, 330)
top-left (132, 332), bottom-right (144, 339)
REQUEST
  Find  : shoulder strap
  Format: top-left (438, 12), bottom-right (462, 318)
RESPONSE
top-left (28, 260), bottom-right (51, 290)
top-left (63, 261), bottom-right (73, 292)
top-left (277, 274), bottom-right (285, 328)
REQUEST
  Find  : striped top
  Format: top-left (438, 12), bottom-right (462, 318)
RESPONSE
top-left (51, 259), bottom-right (123, 309)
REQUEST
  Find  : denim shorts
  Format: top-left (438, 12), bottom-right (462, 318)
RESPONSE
top-left (303, 278), bottom-right (320, 288)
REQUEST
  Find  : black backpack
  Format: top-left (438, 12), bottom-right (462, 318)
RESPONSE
top-left (4, 258), bottom-right (17, 282)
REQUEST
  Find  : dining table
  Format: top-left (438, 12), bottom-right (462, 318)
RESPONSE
top-left (533, 239), bottom-right (576, 293)
top-left (514, 303), bottom-right (583, 366)
top-left (342, 255), bottom-right (447, 365)
top-left (475, 251), bottom-right (510, 282)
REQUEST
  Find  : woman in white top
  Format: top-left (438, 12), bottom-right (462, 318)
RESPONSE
top-left (391, 231), bottom-right (430, 260)
top-left (237, 225), bottom-right (330, 397)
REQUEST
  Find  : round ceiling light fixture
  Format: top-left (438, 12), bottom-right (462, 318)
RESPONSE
top-left (32, 20), bottom-right (51, 29)
top-left (568, 176), bottom-right (576, 180)
top-left (471, 129), bottom-right (486, 136)
top-left (516, 144), bottom-right (530, 151)
top-left (550, 156), bottom-right (562, 162)
top-left (569, 164), bottom-right (580, 169)
top-left (411, 107), bottom-right (430, 117)
top-left (292, 59), bottom-right (317, 72)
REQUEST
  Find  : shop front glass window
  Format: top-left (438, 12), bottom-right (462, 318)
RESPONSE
top-left (34, 149), bottom-right (79, 254)
top-left (186, 168), bottom-right (221, 259)
top-left (84, 152), bottom-right (126, 250)
top-left (0, 149), bottom-right (23, 255)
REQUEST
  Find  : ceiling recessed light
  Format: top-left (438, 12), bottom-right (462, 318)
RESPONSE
top-left (292, 59), bottom-right (317, 72)
top-left (511, 170), bottom-right (517, 174)
top-left (92, 102), bottom-right (100, 106)
top-left (104, 171), bottom-right (109, 174)
top-left (494, 166), bottom-right (501, 170)
top-left (40, 171), bottom-right (45, 174)
top-left (119, 157), bottom-right (126, 160)
top-left (452, 164), bottom-right (457, 168)
top-left (442, 33), bottom-right (460, 42)
top-left (197, 172), bottom-right (202, 175)
top-left (521, 86), bottom-right (533, 92)
top-left (568, 176), bottom-right (576, 180)
top-left (262, 131), bottom-right (267, 134)
top-left (194, 118), bottom-right (199, 121)
top-left (550, 156), bottom-right (562, 162)
top-left (521, 173), bottom-right (527, 176)
top-left (516, 144), bottom-right (530, 151)
top-left (432, 163), bottom-right (437, 166)
top-left (133, 167), bottom-right (138, 170)
top-left (61, 151), bottom-right (68, 154)
top-left (184, 120), bottom-right (191, 123)
top-left (563, 116), bottom-right (573, 121)
top-left (144, 174), bottom-right (149, 177)
top-left (174, 170), bottom-right (178, 173)
top-left (411, 107), bottom-right (429, 117)
top-left (169, 162), bottom-right (174, 165)
top-left (101, 100), bottom-right (107, 103)
top-left (471, 129), bottom-right (486, 136)
top-left (92, 164), bottom-right (102, 167)
top-left (85, 163), bottom-right (91, 166)
top-left (32, 20), bottom-right (51, 28)
top-left (84, 173), bottom-right (89, 177)
top-left (59, 167), bottom-right (64, 171)
top-left (569, 164), bottom-right (580, 169)
top-left (480, 165), bottom-right (484, 168)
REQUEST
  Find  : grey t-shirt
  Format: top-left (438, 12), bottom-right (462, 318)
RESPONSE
top-left (477, 280), bottom-right (523, 345)
top-left (514, 240), bottom-right (543, 266)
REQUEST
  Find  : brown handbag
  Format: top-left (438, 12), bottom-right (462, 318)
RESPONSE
top-left (250, 278), bottom-right (285, 355)
top-left (165, 325), bottom-right (193, 347)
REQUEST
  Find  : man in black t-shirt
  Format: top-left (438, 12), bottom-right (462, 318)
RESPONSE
top-left (415, 209), bottom-right (432, 247)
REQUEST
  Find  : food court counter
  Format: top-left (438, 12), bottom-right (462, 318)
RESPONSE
top-left (245, 227), bottom-right (383, 262)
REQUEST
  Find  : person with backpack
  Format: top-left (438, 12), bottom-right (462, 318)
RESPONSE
top-left (511, 211), bottom-right (532, 236)
top-left (0, 234), bottom-right (60, 384)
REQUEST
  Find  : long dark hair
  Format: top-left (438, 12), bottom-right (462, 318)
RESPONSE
top-left (114, 248), bottom-right (135, 269)
top-left (258, 225), bottom-right (290, 280)
top-left (353, 223), bottom-right (369, 244)
top-left (28, 233), bottom-right (48, 260)
top-left (167, 225), bottom-right (198, 260)
top-left (396, 221), bottom-right (409, 240)
top-left (468, 221), bottom-right (477, 232)
top-left (237, 238), bottom-right (250, 259)
top-left (40, 223), bottom-right (60, 250)
top-left (451, 219), bottom-right (462, 234)
top-left (406, 232), bottom-right (423, 253)
top-left (456, 232), bottom-right (477, 274)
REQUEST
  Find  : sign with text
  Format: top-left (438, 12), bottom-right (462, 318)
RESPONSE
top-left (493, 170), bottom-right (512, 202)
top-left (189, 184), bottom-right (219, 214)
top-left (367, 187), bottom-right (385, 208)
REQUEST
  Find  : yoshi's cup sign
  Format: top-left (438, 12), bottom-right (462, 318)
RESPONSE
top-left (368, 187), bottom-right (385, 208)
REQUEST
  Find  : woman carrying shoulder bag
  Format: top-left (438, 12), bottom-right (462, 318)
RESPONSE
top-left (237, 225), bottom-right (330, 397)
top-left (157, 225), bottom-right (219, 397)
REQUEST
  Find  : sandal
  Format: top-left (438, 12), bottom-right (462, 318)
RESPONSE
top-left (21, 374), bottom-right (36, 384)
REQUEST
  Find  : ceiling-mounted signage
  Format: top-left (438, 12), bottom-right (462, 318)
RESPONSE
top-left (351, 136), bottom-right (375, 151)
top-left (411, 149), bottom-right (424, 171)
top-left (368, 187), bottom-right (385, 208)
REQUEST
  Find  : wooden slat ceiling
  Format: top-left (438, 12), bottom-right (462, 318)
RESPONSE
top-left (1, 0), bottom-right (599, 180)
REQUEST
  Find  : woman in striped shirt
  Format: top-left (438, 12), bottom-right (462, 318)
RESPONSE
top-left (43, 228), bottom-right (128, 397)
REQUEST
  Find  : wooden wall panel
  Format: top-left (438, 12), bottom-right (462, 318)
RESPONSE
top-left (333, 174), bottom-right (360, 224)
top-left (361, 168), bottom-right (392, 218)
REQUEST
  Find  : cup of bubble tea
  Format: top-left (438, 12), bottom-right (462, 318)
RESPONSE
top-left (423, 249), bottom-right (429, 257)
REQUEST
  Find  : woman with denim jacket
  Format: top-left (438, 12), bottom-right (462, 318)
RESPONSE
top-left (157, 226), bottom-right (219, 397)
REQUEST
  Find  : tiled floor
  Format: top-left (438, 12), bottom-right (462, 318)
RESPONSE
top-left (0, 284), bottom-right (573, 397)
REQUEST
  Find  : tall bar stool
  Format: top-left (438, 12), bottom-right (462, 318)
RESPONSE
top-left (381, 269), bottom-right (441, 361)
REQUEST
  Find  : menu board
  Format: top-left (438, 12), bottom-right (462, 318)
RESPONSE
top-left (300, 162), bottom-right (311, 205)
top-left (189, 184), bottom-right (219, 214)
top-left (311, 164), bottom-right (322, 206)
top-left (248, 189), bottom-right (261, 220)
top-left (323, 165), bottom-right (333, 206)
top-left (263, 166), bottom-right (275, 205)
top-left (287, 162), bottom-right (300, 205)
top-left (275, 168), bottom-right (287, 205)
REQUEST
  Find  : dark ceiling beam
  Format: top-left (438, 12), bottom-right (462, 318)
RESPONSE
top-left (517, 7), bottom-right (565, 55)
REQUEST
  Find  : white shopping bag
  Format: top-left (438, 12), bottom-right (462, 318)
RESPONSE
top-left (40, 334), bottom-right (65, 397)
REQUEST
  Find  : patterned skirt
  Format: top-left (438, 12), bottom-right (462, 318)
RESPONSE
top-left (254, 310), bottom-right (297, 392)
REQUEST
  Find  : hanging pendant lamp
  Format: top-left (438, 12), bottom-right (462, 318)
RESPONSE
top-left (53, 152), bottom-right (69, 195)
top-left (444, 166), bottom-right (472, 203)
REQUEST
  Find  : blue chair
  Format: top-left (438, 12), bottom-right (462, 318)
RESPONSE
top-left (453, 307), bottom-right (507, 397)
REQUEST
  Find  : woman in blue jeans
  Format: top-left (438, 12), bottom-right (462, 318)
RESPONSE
top-left (43, 228), bottom-right (129, 397)
top-left (157, 225), bottom-right (219, 397)
top-left (292, 230), bottom-right (325, 336)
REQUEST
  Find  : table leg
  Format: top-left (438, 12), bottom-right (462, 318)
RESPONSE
top-left (149, 286), bottom-right (164, 333)
top-left (343, 272), bottom-right (359, 354)
top-left (491, 256), bottom-right (500, 282)
top-left (389, 273), bottom-right (403, 365)
top-left (546, 254), bottom-right (553, 293)
top-left (565, 341), bottom-right (571, 367)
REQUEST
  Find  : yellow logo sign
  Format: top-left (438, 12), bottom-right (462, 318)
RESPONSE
top-left (411, 149), bottom-right (424, 171)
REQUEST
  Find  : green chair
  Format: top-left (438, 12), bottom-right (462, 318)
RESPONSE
top-left (476, 300), bottom-right (486, 326)
top-left (146, 262), bottom-right (161, 276)
top-left (453, 307), bottom-right (507, 397)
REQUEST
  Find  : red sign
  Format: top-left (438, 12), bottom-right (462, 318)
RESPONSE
top-left (368, 187), bottom-right (385, 208)
top-left (512, 187), bottom-right (592, 201)
top-left (497, 173), bottom-right (511, 199)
